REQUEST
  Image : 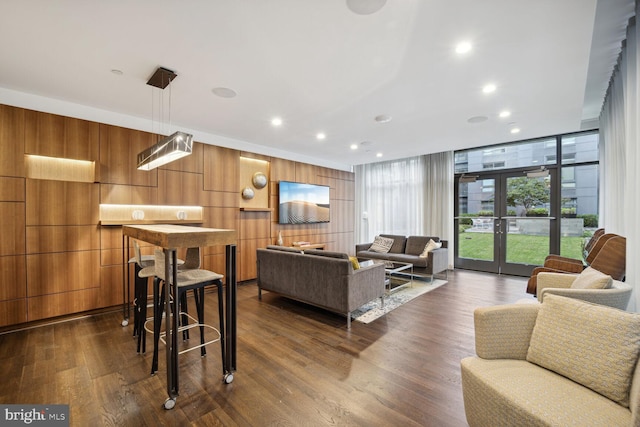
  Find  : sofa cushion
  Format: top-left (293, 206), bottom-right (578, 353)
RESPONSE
top-left (419, 239), bottom-right (442, 258)
top-left (266, 245), bottom-right (303, 253)
top-left (461, 358), bottom-right (631, 426)
top-left (369, 236), bottom-right (394, 253)
top-left (571, 266), bottom-right (613, 289)
top-left (405, 236), bottom-right (440, 256)
top-left (304, 249), bottom-right (349, 259)
top-left (348, 256), bottom-right (360, 270)
top-left (379, 234), bottom-right (407, 253)
top-left (526, 294), bottom-right (640, 407)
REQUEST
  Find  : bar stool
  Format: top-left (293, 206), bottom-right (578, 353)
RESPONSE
top-left (143, 249), bottom-right (225, 376)
top-left (130, 240), bottom-right (154, 353)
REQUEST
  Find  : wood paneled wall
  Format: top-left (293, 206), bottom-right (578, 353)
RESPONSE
top-left (0, 104), bottom-right (355, 329)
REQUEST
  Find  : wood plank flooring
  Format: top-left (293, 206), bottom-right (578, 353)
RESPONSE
top-left (0, 269), bottom-right (531, 426)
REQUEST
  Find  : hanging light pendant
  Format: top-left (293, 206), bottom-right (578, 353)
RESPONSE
top-left (137, 66), bottom-right (193, 171)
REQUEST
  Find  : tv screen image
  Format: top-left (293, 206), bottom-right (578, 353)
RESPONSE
top-left (278, 181), bottom-right (330, 224)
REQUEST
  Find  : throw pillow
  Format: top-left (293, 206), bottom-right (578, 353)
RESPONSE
top-left (419, 239), bottom-right (442, 258)
top-left (369, 236), bottom-right (394, 253)
top-left (348, 256), bottom-right (360, 270)
top-left (570, 266), bottom-right (613, 289)
top-left (526, 294), bottom-right (640, 407)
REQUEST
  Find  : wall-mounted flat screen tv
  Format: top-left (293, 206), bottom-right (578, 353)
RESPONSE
top-left (278, 181), bottom-right (330, 224)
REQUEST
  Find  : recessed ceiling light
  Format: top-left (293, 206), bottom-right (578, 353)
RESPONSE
top-left (499, 110), bottom-right (511, 118)
top-left (482, 84), bottom-right (496, 94)
top-left (510, 127), bottom-right (521, 134)
top-left (271, 117), bottom-right (283, 126)
top-left (374, 114), bottom-right (392, 123)
top-left (350, 144), bottom-right (358, 150)
top-left (316, 132), bottom-right (326, 140)
top-left (376, 152), bottom-right (383, 158)
top-left (346, 0), bottom-right (387, 15)
top-left (211, 87), bottom-right (237, 98)
top-left (467, 116), bottom-right (488, 124)
top-left (111, 69), bottom-right (123, 75)
top-left (455, 41), bottom-right (472, 54)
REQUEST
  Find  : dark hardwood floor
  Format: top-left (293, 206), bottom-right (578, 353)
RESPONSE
top-left (0, 270), bottom-right (531, 426)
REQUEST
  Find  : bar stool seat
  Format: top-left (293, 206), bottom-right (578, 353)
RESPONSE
top-left (143, 249), bottom-right (225, 376)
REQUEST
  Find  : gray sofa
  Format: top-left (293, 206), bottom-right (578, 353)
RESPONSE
top-left (256, 245), bottom-right (386, 329)
top-left (356, 234), bottom-right (448, 280)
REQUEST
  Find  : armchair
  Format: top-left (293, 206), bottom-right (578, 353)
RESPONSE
top-left (535, 270), bottom-right (632, 310)
top-left (526, 232), bottom-right (624, 295)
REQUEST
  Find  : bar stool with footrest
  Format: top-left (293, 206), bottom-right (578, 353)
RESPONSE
top-left (142, 249), bottom-right (226, 377)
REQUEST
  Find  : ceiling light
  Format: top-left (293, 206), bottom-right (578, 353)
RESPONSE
top-left (316, 132), bottom-right (326, 140)
top-left (455, 42), bottom-right (472, 54)
top-left (526, 166), bottom-right (549, 178)
top-left (499, 110), bottom-right (511, 118)
top-left (346, 0), bottom-right (387, 15)
top-left (374, 114), bottom-right (392, 123)
top-left (376, 152), bottom-right (383, 158)
top-left (271, 117), bottom-right (282, 126)
top-left (138, 67), bottom-right (193, 171)
top-left (459, 174), bottom-right (478, 183)
top-left (350, 144), bottom-right (358, 150)
top-left (482, 84), bottom-right (496, 94)
top-left (137, 131), bottom-right (193, 170)
top-left (510, 127), bottom-right (521, 134)
top-left (212, 87), bottom-right (237, 98)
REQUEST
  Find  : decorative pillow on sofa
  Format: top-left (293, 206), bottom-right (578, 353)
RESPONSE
top-left (526, 294), bottom-right (640, 407)
top-left (348, 256), bottom-right (360, 270)
top-left (419, 239), bottom-right (442, 258)
top-left (570, 266), bottom-right (613, 289)
top-left (369, 236), bottom-right (394, 253)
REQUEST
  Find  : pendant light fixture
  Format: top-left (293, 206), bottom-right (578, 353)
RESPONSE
top-left (137, 67), bottom-right (193, 171)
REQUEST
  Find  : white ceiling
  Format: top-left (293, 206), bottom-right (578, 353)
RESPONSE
top-left (0, 0), bottom-right (634, 171)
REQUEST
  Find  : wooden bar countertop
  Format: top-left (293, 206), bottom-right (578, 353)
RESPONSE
top-left (122, 224), bottom-right (237, 249)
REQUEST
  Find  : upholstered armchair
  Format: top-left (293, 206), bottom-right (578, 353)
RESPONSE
top-left (461, 294), bottom-right (640, 426)
top-left (526, 233), bottom-right (626, 295)
top-left (536, 270), bottom-right (632, 310)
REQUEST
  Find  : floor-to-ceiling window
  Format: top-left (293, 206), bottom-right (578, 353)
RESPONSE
top-left (454, 130), bottom-right (599, 276)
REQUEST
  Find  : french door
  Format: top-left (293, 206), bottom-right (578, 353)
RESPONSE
top-left (454, 168), bottom-right (558, 276)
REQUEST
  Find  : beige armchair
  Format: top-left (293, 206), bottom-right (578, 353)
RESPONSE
top-left (461, 294), bottom-right (640, 426)
top-left (536, 270), bottom-right (631, 310)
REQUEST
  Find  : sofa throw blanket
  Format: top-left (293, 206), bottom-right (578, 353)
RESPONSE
top-left (369, 236), bottom-right (394, 253)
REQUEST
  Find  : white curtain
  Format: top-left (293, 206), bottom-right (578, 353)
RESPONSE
top-left (354, 152), bottom-right (454, 267)
top-left (600, 10), bottom-right (639, 312)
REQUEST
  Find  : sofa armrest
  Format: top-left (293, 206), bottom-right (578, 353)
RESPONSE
top-left (540, 284), bottom-right (632, 310)
top-left (474, 304), bottom-right (540, 360)
top-left (355, 243), bottom-right (372, 253)
top-left (347, 263), bottom-right (386, 310)
top-left (536, 271), bottom-right (576, 300)
top-left (428, 247), bottom-right (448, 275)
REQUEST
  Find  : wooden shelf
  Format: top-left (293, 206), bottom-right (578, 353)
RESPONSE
top-left (240, 208), bottom-right (272, 212)
top-left (100, 220), bottom-right (203, 226)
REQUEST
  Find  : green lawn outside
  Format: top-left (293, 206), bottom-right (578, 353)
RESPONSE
top-left (458, 232), bottom-right (584, 265)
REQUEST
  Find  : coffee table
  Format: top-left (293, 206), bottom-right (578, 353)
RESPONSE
top-left (359, 258), bottom-right (413, 294)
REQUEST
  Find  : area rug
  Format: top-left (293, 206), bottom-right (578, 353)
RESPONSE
top-left (351, 279), bottom-right (448, 324)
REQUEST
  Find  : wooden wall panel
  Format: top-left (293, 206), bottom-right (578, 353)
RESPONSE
top-left (0, 202), bottom-right (25, 256)
top-left (200, 190), bottom-right (238, 208)
top-left (270, 157), bottom-right (296, 182)
top-left (239, 237), bottom-right (270, 281)
top-left (0, 105), bottom-right (25, 177)
top-left (26, 180), bottom-right (99, 225)
top-left (99, 265), bottom-right (127, 308)
top-left (27, 289), bottom-right (101, 322)
top-left (26, 251), bottom-right (101, 297)
top-left (0, 300), bottom-right (27, 327)
top-left (99, 124), bottom-right (157, 187)
top-left (0, 255), bottom-right (26, 300)
top-left (26, 225), bottom-right (100, 254)
top-left (240, 211), bottom-right (271, 239)
top-left (0, 177), bottom-right (25, 201)
top-left (100, 183), bottom-right (158, 205)
top-left (24, 111), bottom-right (99, 161)
top-left (157, 170), bottom-right (202, 206)
top-left (203, 145), bottom-right (239, 192)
